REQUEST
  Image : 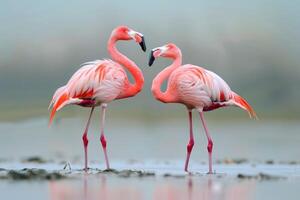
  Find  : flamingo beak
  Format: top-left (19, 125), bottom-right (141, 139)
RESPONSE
top-left (128, 30), bottom-right (146, 52)
top-left (149, 50), bottom-right (155, 66)
top-left (139, 36), bottom-right (146, 52)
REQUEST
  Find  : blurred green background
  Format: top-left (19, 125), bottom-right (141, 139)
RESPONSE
top-left (1, 0), bottom-right (299, 121)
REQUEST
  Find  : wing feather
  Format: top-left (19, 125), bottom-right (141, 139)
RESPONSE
top-left (49, 59), bottom-right (126, 125)
top-left (172, 65), bottom-right (232, 107)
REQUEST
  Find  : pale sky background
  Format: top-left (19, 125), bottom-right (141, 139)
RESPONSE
top-left (0, 0), bottom-right (299, 120)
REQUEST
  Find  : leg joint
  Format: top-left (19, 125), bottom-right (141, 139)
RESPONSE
top-left (207, 139), bottom-right (213, 153)
top-left (100, 134), bottom-right (107, 148)
top-left (187, 139), bottom-right (194, 153)
top-left (82, 133), bottom-right (88, 146)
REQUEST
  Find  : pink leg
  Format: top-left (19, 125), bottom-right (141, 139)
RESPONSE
top-left (82, 107), bottom-right (94, 171)
top-left (184, 110), bottom-right (194, 172)
top-left (199, 112), bottom-right (213, 174)
top-left (100, 104), bottom-right (110, 169)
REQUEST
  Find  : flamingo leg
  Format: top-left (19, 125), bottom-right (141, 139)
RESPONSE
top-left (100, 104), bottom-right (110, 169)
top-left (199, 112), bottom-right (213, 174)
top-left (184, 110), bottom-right (194, 172)
top-left (82, 107), bottom-right (94, 171)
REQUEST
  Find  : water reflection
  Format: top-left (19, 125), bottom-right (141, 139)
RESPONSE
top-left (153, 177), bottom-right (255, 200)
top-left (49, 174), bottom-right (255, 200)
top-left (49, 174), bottom-right (142, 200)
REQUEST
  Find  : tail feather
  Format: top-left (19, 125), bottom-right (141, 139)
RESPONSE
top-left (48, 86), bottom-right (67, 110)
top-left (231, 92), bottom-right (257, 119)
top-left (49, 93), bottom-right (69, 126)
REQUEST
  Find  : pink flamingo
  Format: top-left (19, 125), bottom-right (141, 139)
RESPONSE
top-left (48, 26), bottom-right (146, 170)
top-left (149, 43), bottom-right (257, 173)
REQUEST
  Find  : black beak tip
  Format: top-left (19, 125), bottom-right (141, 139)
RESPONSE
top-left (139, 36), bottom-right (146, 52)
top-left (148, 50), bottom-right (155, 67)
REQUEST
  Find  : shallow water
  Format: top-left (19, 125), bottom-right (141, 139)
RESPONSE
top-left (1, 118), bottom-right (299, 162)
top-left (0, 162), bottom-right (300, 200)
top-left (0, 161), bottom-right (299, 200)
top-left (0, 118), bottom-right (299, 199)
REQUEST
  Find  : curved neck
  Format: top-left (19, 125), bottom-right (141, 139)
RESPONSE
top-left (107, 35), bottom-right (144, 98)
top-left (151, 53), bottom-right (182, 103)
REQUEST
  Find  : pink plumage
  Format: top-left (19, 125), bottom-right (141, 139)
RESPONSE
top-left (149, 43), bottom-right (257, 173)
top-left (48, 26), bottom-right (146, 170)
top-left (49, 60), bottom-right (129, 124)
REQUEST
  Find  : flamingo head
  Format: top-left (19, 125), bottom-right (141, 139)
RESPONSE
top-left (113, 26), bottom-right (146, 51)
top-left (148, 43), bottom-right (181, 66)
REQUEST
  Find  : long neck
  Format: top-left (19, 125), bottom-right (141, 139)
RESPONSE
top-left (151, 53), bottom-right (182, 103)
top-left (107, 36), bottom-right (144, 98)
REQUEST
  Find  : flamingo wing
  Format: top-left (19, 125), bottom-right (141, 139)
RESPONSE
top-left (49, 60), bottom-right (127, 125)
top-left (170, 65), bottom-right (221, 107)
top-left (172, 64), bottom-right (256, 118)
top-left (204, 70), bottom-right (257, 118)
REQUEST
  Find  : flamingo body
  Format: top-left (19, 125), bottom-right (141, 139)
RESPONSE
top-left (149, 43), bottom-right (256, 173)
top-left (49, 60), bottom-right (129, 123)
top-left (48, 26), bottom-right (146, 170)
top-left (166, 64), bottom-right (256, 117)
top-left (167, 64), bottom-right (231, 109)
